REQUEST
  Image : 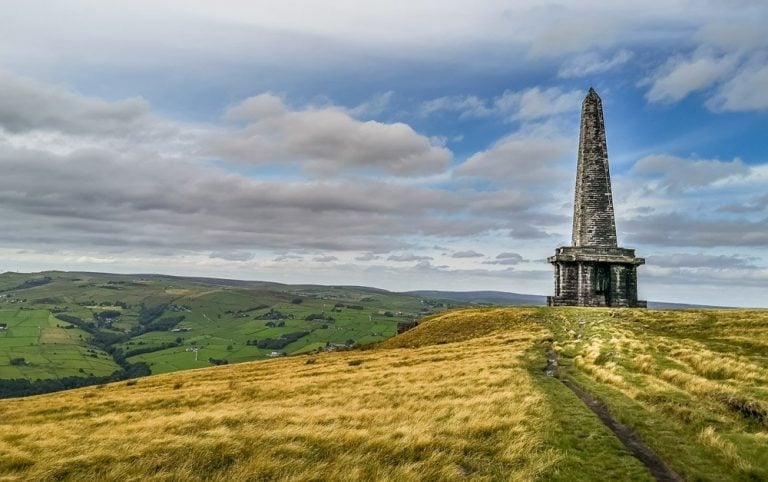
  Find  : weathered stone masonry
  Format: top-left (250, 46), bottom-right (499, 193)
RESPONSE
top-left (548, 88), bottom-right (645, 308)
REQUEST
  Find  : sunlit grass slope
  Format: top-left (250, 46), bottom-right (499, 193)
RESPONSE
top-left (1, 307), bottom-right (766, 481)
top-left (545, 308), bottom-right (768, 481)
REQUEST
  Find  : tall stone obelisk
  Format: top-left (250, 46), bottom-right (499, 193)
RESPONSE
top-left (547, 88), bottom-right (645, 307)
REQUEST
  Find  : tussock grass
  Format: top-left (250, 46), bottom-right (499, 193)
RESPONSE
top-left (549, 307), bottom-right (768, 481)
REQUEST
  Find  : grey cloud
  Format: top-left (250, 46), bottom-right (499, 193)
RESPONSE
top-left (718, 194), bottom-right (768, 213)
top-left (0, 143), bottom-right (503, 254)
top-left (209, 250), bottom-right (255, 262)
top-left (354, 253), bottom-right (381, 261)
top-left (273, 254), bottom-right (303, 262)
top-left (211, 93), bottom-right (451, 177)
top-left (5, 145), bottom-right (551, 250)
top-left (387, 254), bottom-right (433, 262)
top-left (313, 255), bottom-right (338, 262)
top-left (483, 252), bottom-right (525, 265)
top-left (642, 265), bottom-right (768, 288)
top-left (647, 253), bottom-right (759, 269)
top-left (631, 154), bottom-right (750, 192)
top-left (624, 213), bottom-right (768, 248)
top-left (0, 71), bottom-right (153, 136)
top-left (451, 250), bottom-right (484, 258)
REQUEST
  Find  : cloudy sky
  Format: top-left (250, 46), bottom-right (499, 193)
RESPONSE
top-left (1, 0), bottom-right (767, 306)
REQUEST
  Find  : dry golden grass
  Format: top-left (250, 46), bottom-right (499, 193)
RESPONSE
top-left (0, 308), bottom-right (562, 481)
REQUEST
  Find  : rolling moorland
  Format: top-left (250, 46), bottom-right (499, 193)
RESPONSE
top-left (0, 271), bottom-right (469, 397)
top-left (0, 307), bottom-right (766, 481)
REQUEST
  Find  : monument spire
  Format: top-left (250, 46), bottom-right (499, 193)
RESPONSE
top-left (547, 88), bottom-right (645, 308)
top-left (572, 88), bottom-right (617, 247)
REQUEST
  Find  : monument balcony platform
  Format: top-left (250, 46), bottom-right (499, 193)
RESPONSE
top-left (548, 246), bottom-right (645, 265)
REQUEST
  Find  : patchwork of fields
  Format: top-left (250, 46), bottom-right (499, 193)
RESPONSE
top-left (0, 309), bottom-right (118, 379)
top-left (0, 272), bottom-right (455, 389)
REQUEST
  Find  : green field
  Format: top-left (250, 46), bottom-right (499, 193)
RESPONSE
top-left (0, 309), bottom-right (118, 379)
top-left (0, 271), bottom-right (458, 391)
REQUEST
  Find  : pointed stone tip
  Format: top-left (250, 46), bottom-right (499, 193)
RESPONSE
top-left (585, 87), bottom-right (601, 102)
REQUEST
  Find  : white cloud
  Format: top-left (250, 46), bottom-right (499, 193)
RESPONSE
top-left (346, 91), bottom-right (395, 118)
top-left (420, 87), bottom-right (582, 122)
top-left (419, 95), bottom-right (493, 118)
top-left (708, 61), bottom-right (768, 112)
top-left (558, 49), bottom-right (634, 78)
top-left (644, 51), bottom-right (738, 103)
top-left (454, 133), bottom-right (573, 186)
top-left (212, 93), bottom-right (451, 176)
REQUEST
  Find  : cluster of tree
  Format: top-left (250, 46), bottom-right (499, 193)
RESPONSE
top-left (138, 303), bottom-right (168, 325)
top-left (93, 310), bottom-right (121, 323)
top-left (224, 304), bottom-right (269, 315)
top-left (264, 320), bottom-right (285, 328)
top-left (291, 298), bottom-right (303, 304)
top-left (208, 358), bottom-right (228, 366)
top-left (123, 340), bottom-right (182, 358)
top-left (9, 358), bottom-right (26, 366)
top-left (136, 315), bottom-right (185, 334)
top-left (31, 297), bottom-right (63, 304)
top-left (256, 308), bottom-right (291, 320)
top-left (55, 314), bottom-right (97, 331)
top-left (0, 276), bottom-right (52, 293)
top-left (305, 313), bottom-right (335, 322)
top-left (345, 304), bottom-right (364, 310)
top-left (254, 331), bottom-right (309, 349)
top-left (0, 363), bottom-right (150, 399)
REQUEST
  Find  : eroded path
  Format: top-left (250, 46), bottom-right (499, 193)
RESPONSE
top-left (546, 345), bottom-right (682, 481)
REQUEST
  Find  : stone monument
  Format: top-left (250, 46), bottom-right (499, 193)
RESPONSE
top-left (547, 88), bottom-right (645, 307)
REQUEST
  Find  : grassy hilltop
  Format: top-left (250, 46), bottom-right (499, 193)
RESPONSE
top-left (1, 307), bottom-right (766, 481)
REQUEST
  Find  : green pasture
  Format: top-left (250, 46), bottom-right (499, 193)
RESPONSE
top-left (126, 288), bottom-right (409, 374)
top-left (0, 309), bottom-right (119, 379)
top-left (0, 271), bottom-right (435, 379)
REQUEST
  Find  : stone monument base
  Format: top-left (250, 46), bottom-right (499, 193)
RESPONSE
top-left (547, 246), bottom-right (646, 308)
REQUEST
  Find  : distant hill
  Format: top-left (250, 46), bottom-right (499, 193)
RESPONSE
top-left (404, 290), bottom-right (545, 305)
top-left (405, 289), bottom-right (727, 310)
